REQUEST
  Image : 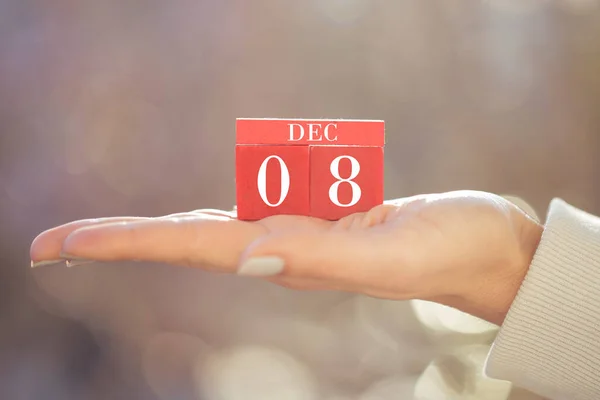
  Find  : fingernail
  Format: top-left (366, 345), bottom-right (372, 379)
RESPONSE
top-left (237, 256), bottom-right (285, 277)
top-left (66, 259), bottom-right (96, 268)
top-left (59, 252), bottom-right (88, 260)
top-left (30, 259), bottom-right (65, 268)
top-left (60, 253), bottom-right (96, 267)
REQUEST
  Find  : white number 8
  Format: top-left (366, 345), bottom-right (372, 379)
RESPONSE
top-left (257, 154), bottom-right (362, 207)
top-left (329, 155), bottom-right (362, 207)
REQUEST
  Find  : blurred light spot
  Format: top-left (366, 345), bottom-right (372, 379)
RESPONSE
top-left (484, 0), bottom-right (550, 15)
top-left (508, 387), bottom-right (548, 399)
top-left (63, 115), bottom-right (115, 176)
top-left (415, 345), bottom-right (512, 400)
top-left (501, 195), bottom-right (539, 222)
top-left (3, 157), bottom-right (58, 209)
top-left (324, 296), bottom-right (431, 381)
top-left (411, 300), bottom-right (498, 336)
top-left (195, 346), bottom-right (317, 400)
top-left (359, 376), bottom-right (416, 400)
top-left (315, 0), bottom-right (370, 24)
top-left (62, 76), bottom-right (130, 176)
top-left (476, 6), bottom-right (544, 114)
top-left (356, 297), bottom-right (402, 352)
top-left (142, 332), bottom-right (210, 400)
top-left (560, 0), bottom-right (600, 13)
top-left (415, 358), bottom-right (465, 399)
top-left (245, 317), bottom-right (339, 365)
top-left (31, 263), bottom-right (157, 340)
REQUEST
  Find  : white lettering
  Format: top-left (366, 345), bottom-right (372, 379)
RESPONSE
top-left (329, 156), bottom-right (361, 207)
top-left (323, 123), bottom-right (338, 141)
top-left (257, 156), bottom-right (290, 207)
top-left (307, 123), bottom-right (323, 141)
top-left (288, 124), bottom-right (304, 141)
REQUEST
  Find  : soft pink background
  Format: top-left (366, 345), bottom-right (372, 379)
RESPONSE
top-left (1, 1), bottom-right (599, 399)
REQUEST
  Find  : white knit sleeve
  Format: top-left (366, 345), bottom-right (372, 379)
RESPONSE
top-left (485, 199), bottom-right (600, 400)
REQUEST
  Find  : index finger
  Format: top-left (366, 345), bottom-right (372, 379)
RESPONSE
top-left (60, 215), bottom-right (268, 272)
top-left (30, 217), bottom-right (150, 265)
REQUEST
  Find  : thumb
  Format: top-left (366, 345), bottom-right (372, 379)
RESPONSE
top-left (236, 230), bottom-right (396, 286)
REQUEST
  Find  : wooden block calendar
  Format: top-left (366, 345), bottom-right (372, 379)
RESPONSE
top-left (235, 118), bottom-right (385, 221)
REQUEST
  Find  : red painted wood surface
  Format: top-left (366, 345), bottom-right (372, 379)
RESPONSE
top-left (309, 146), bottom-right (384, 220)
top-left (236, 118), bottom-right (385, 146)
top-left (235, 145), bottom-right (310, 220)
top-left (235, 119), bottom-right (385, 220)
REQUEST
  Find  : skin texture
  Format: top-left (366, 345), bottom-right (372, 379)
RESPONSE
top-left (30, 190), bottom-right (544, 325)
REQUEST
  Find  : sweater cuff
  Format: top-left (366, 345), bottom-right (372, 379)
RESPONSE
top-left (485, 199), bottom-right (600, 399)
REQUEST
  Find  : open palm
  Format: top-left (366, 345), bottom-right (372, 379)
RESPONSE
top-left (30, 190), bottom-right (542, 324)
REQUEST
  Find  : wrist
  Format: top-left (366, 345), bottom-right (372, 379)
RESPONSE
top-left (429, 211), bottom-right (544, 325)
top-left (479, 213), bottom-right (545, 325)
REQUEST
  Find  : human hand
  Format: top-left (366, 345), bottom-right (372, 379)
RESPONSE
top-left (30, 190), bottom-right (543, 325)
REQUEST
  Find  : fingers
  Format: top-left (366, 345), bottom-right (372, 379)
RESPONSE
top-left (60, 215), bottom-right (268, 272)
top-left (238, 229), bottom-right (398, 288)
top-left (162, 209), bottom-right (236, 219)
top-left (30, 209), bottom-right (236, 266)
top-left (30, 217), bottom-right (150, 266)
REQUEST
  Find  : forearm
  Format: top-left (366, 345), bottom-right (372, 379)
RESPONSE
top-left (485, 199), bottom-right (600, 400)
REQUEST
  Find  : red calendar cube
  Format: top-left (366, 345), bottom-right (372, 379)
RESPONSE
top-left (236, 118), bottom-right (385, 146)
top-left (235, 118), bottom-right (385, 221)
top-left (309, 146), bottom-right (384, 220)
top-left (235, 145), bottom-right (310, 220)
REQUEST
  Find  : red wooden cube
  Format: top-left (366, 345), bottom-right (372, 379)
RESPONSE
top-left (235, 145), bottom-right (310, 221)
top-left (236, 118), bottom-right (385, 147)
top-left (309, 145), bottom-right (384, 220)
top-left (235, 118), bottom-right (385, 221)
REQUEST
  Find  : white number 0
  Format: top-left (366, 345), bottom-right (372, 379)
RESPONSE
top-left (257, 156), bottom-right (290, 207)
top-left (257, 155), bottom-right (362, 207)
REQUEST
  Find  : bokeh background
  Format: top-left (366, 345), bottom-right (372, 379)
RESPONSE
top-left (1, 0), bottom-right (600, 399)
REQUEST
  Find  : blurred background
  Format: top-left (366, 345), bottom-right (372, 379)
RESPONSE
top-left (1, 0), bottom-right (600, 399)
